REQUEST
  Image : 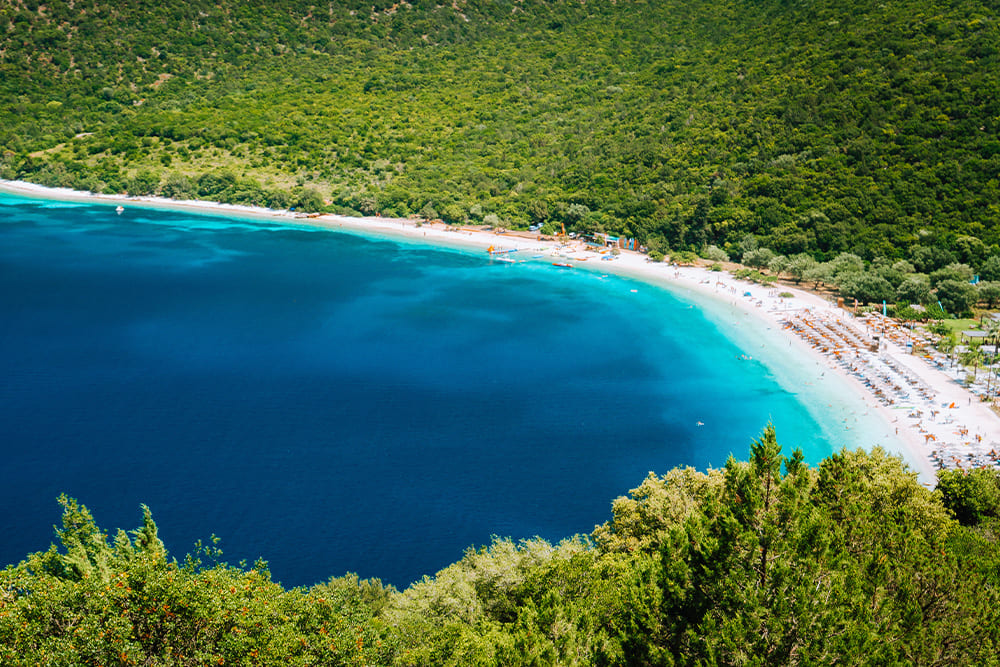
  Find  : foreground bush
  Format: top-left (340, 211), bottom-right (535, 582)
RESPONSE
top-left (3, 427), bottom-right (999, 665)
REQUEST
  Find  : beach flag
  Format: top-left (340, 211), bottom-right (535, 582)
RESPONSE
top-left (882, 300), bottom-right (887, 316)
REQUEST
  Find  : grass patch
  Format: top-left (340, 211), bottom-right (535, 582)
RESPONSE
top-left (937, 318), bottom-right (983, 335)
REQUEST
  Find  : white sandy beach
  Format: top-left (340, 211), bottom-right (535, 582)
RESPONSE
top-left (4, 179), bottom-right (998, 485)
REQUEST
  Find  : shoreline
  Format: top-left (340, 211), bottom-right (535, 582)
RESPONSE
top-left (4, 179), bottom-right (997, 484)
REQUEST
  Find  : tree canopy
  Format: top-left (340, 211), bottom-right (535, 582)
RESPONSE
top-left (2, 0), bottom-right (998, 262)
top-left (3, 431), bottom-right (1000, 665)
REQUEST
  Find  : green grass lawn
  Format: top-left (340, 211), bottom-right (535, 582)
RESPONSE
top-left (939, 318), bottom-right (984, 335)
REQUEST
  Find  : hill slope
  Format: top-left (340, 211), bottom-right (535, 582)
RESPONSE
top-left (2, 0), bottom-right (999, 259)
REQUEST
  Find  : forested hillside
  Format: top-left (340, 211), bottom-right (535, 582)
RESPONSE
top-left (2, 0), bottom-right (999, 262)
top-left (3, 432), bottom-right (1000, 664)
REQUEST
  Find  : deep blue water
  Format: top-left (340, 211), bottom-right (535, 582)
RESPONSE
top-left (1, 192), bottom-right (845, 588)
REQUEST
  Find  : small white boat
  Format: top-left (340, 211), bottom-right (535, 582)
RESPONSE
top-left (115, 206), bottom-right (124, 215)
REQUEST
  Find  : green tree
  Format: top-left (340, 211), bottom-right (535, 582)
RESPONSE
top-left (803, 261), bottom-right (833, 288)
top-left (980, 256), bottom-right (1000, 282)
top-left (702, 244), bottom-right (729, 262)
top-left (930, 263), bottom-right (975, 288)
top-left (937, 279), bottom-right (978, 316)
top-left (955, 235), bottom-right (988, 266)
top-left (743, 247), bottom-right (776, 270)
top-left (160, 173), bottom-right (194, 199)
top-left (912, 246), bottom-right (958, 274)
top-left (132, 503), bottom-right (166, 562)
top-left (767, 253), bottom-right (790, 276)
top-left (296, 187), bottom-right (325, 212)
top-left (125, 170), bottom-right (160, 196)
top-left (0, 498), bottom-right (395, 666)
top-left (839, 272), bottom-right (895, 305)
top-left (827, 252), bottom-right (865, 283)
top-left (937, 468), bottom-right (1000, 526)
top-left (959, 345), bottom-right (985, 381)
top-left (787, 253), bottom-right (819, 284)
top-left (809, 447), bottom-right (995, 665)
top-left (977, 281), bottom-right (1000, 308)
top-left (592, 467), bottom-right (725, 554)
top-left (418, 201), bottom-right (438, 220)
top-left (896, 274), bottom-right (932, 304)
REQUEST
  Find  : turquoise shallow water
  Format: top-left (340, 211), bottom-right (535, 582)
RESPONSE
top-left (0, 192), bottom-right (886, 587)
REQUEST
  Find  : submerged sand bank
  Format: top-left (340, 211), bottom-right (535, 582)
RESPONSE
top-left (4, 179), bottom-right (997, 484)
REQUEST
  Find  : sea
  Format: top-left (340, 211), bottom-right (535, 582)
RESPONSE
top-left (0, 191), bottom-right (893, 588)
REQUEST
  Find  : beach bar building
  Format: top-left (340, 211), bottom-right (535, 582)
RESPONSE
top-left (594, 232), bottom-right (639, 251)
